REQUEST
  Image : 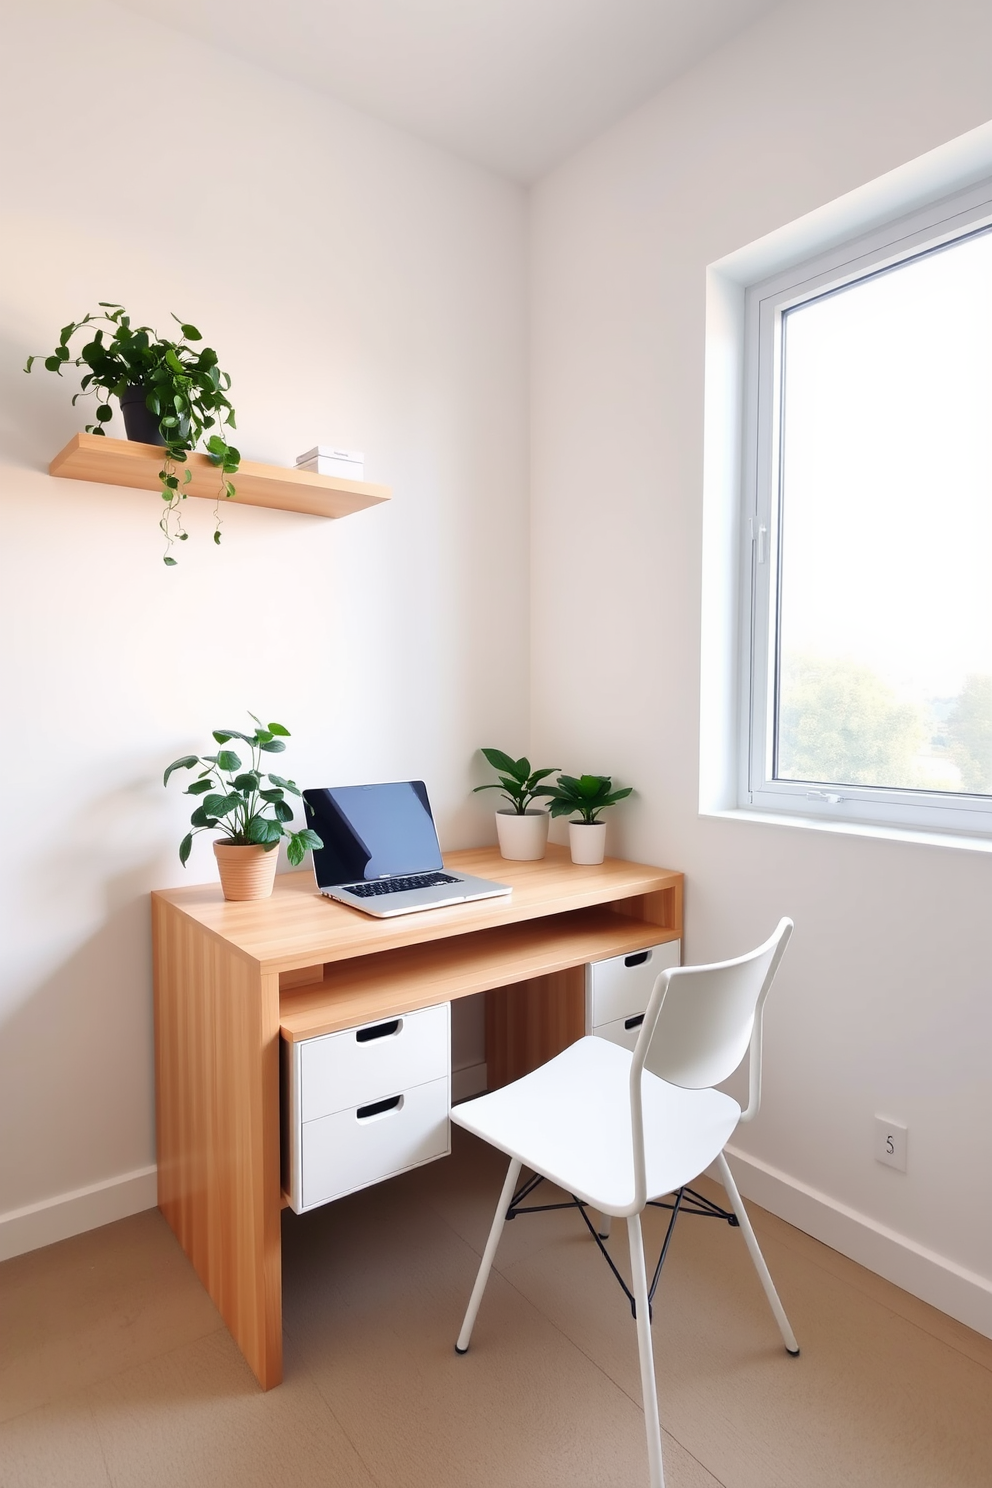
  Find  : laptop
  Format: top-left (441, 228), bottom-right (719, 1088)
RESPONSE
top-left (303, 780), bottom-right (512, 918)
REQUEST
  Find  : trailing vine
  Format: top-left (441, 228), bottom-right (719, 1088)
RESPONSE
top-left (26, 303), bottom-right (240, 564)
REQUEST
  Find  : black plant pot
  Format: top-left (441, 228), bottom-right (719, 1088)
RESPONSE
top-left (119, 386), bottom-right (166, 445)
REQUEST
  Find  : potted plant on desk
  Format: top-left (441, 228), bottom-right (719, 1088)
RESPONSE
top-left (545, 773), bottom-right (633, 865)
top-left (164, 714), bottom-right (322, 900)
top-left (473, 747), bottom-right (558, 860)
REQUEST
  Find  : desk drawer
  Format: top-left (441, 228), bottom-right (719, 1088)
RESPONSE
top-left (301, 1076), bottom-right (450, 1210)
top-left (593, 1012), bottom-right (646, 1053)
top-left (301, 1003), bottom-right (449, 1122)
top-left (585, 940), bottom-right (680, 1031)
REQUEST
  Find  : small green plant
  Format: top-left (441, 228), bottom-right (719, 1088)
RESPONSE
top-left (25, 303), bottom-right (240, 564)
top-left (164, 714), bottom-right (322, 867)
top-left (473, 748), bottom-right (558, 814)
top-left (545, 773), bottom-right (633, 824)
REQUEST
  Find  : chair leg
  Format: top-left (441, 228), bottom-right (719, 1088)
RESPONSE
top-left (455, 1157), bottom-right (521, 1354)
top-left (714, 1151), bottom-right (800, 1356)
top-left (597, 1212), bottom-right (612, 1240)
top-left (627, 1212), bottom-right (665, 1488)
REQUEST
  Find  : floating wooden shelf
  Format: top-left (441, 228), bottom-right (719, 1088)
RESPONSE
top-left (49, 432), bottom-right (391, 519)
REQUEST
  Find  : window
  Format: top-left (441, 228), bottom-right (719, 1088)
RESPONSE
top-left (742, 183), bottom-right (992, 837)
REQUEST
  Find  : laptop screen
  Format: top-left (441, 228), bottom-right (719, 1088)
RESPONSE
top-left (304, 781), bottom-right (444, 885)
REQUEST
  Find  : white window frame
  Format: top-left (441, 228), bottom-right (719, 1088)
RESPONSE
top-left (740, 178), bottom-right (992, 839)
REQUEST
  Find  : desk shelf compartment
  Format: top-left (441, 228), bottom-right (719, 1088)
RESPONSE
top-left (279, 906), bottom-right (680, 1044)
top-left (282, 1002), bottom-right (450, 1213)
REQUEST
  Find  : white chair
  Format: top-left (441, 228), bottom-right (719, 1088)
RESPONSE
top-left (452, 918), bottom-right (798, 1488)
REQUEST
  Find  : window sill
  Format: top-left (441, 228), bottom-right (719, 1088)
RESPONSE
top-left (700, 806), bottom-right (992, 855)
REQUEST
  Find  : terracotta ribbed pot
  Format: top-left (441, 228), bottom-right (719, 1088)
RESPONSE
top-left (213, 841), bottom-right (279, 900)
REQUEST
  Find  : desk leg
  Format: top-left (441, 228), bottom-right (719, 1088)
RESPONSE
top-left (153, 902), bottom-right (283, 1389)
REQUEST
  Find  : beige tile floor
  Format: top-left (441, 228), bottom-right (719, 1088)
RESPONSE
top-left (2, 1128), bottom-right (991, 1487)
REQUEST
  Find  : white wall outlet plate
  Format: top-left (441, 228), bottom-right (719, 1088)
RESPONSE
top-left (874, 1115), bottom-right (908, 1172)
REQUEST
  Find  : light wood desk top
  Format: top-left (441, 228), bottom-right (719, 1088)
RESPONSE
top-left (152, 844), bottom-right (681, 977)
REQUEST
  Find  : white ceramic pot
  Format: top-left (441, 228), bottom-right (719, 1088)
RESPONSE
top-left (568, 820), bottom-right (607, 865)
top-left (495, 809), bottom-right (550, 861)
top-left (213, 841), bottom-right (279, 900)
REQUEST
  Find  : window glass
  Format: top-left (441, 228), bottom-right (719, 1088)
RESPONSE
top-left (773, 229), bottom-right (992, 797)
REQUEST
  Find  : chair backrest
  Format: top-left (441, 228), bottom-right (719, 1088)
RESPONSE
top-left (624, 918), bottom-right (792, 1211)
top-left (635, 917), bottom-right (792, 1092)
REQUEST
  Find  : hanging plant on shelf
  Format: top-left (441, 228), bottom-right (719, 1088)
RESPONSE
top-left (25, 303), bottom-right (240, 564)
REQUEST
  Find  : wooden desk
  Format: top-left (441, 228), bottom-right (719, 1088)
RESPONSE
top-left (152, 845), bottom-right (683, 1389)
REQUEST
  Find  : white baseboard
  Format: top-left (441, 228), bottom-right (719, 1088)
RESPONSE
top-left (723, 1144), bottom-right (992, 1340)
top-left (452, 1061), bottom-right (487, 1103)
top-left (0, 1165), bottom-right (158, 1263)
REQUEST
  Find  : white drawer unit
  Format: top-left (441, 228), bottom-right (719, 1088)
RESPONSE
top-left (585, 940), bottom-right (681, 1049)
top-left (282, 1002), bottom-right (451, 1213)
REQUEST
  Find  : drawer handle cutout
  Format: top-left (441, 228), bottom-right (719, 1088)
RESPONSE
top-left (624, 951), bottom-right (651, 968)
top-left (356, 1018), bottom-right (401, 1043)
top-left (624, 1013), bottom-right (645, 1031)
top-left (356, 1094), bottom-right (403, 1120)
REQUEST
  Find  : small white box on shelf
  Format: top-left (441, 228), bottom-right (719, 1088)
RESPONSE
top-left (295, 445), bottom-right (365, 480)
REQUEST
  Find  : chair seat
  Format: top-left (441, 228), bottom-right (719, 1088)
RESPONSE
top-left (452, 1036), bottom-right (741, 1217)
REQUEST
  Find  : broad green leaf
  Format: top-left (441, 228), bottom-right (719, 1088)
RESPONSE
top-left (481, 747), bottom-right (518, 776)
top-left (185, 778), bottom-right (214, 796)
top-left (247, 816), bottom-right (281, 845)
top-left (286, 827), bottom-right (322, 866)
top-left (233, 772), bottom-right (260, 792)
top-left (202, 793), bottom-right (238, 819)
top-left (259, 738), bottom-right (286, 753)
top-left (215, 750), bottom-right (242, 772)
top-left (577, 774), bottom-right (608, 796)
top-left (267, 722), bottom-right (290, 736)
top-left (180, 322), bottom-right (201, 340)
top-left (163, 754), bottom-right (198, 786)
top-left (163, 556), bottom-right (177, 566)
top-left (267, 774), bottom-right (300, 795)
top-left (274, 800), bottom-right (293, 822)
top-left (259, 788), bottom-right (284, 803)
top-left (597, 787), bottom-right (633, 807)
top-left (179, 832), bottom-right (193, 866)
top-left (190, 805), bottom-right (218, 828)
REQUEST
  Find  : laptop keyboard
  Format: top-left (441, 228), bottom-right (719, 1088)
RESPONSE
top-left (342, 872), bottom-right (461, 899)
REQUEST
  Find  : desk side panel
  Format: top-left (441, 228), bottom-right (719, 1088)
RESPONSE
top-left (153, 896), bottom-right (283, 1389)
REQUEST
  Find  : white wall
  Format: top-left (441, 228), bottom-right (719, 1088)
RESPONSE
top-left (531, 0), bottom-right (992, 1333)
top-left (0, 0), bottom-right (527, 1252)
